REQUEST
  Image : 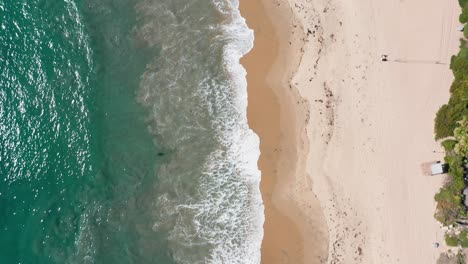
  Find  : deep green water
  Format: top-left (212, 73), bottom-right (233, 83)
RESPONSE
top-left (0, 0), bottom-right (173, 263)
top-left (0, 0), bottom-right (263, 263)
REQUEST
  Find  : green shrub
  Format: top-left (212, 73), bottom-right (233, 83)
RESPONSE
top-left (459, 27), bottom-right (468, 38)
top-left (461, 5), bottom-right (468, 23)
top-left (436, 105), bottom-right (457, 139)
top-left (435, 47), bottom-right (468, 140)
top-left (460, 38), bottom-right (467, 49)
top-left (435, 186), bottom-right (464, 225)
top-left (442, 139), bottom-right (458, 151)
top-left (445, 231), bottom-right (468, 248)
top-left (446, 155), bottom-right (465, 182)
top-left (454, 117), bottom-right (468, 157)
top-left (435, 153), bottom-right (466, 225)
top-left (459, 230), bottom-right (468, 247)
top-left (446, 234), bottom-right (459, 247)
top-left (459, 48), bottom-right (468, 62)
top-left (434, 0), bottom-right (468, 230)
top-left (461, 14), bottom-right (468, 23)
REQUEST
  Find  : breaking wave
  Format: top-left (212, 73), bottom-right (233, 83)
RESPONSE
top-left (136, 0), bottom-right (263, 263)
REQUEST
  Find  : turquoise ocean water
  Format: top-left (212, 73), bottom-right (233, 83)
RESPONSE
top-left (0, 0), bottom-right (263, 263)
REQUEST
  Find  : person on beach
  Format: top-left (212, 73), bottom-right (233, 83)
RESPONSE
top-left (381, 55), bottom-right (388, 62)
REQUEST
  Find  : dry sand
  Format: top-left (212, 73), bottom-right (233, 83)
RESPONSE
top-left (292, 0), bottom-right (461, 262)
top-left (242, 0), bottom-right (462, 263)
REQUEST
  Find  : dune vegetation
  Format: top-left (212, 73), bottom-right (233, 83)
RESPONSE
top-left (434, 0), bottom-right (468, 249)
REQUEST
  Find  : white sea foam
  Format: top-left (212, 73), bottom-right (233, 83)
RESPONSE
top-left (136, 0), bottom-right (263, 262)
top-left (208, 0), bottom-right (264, 262)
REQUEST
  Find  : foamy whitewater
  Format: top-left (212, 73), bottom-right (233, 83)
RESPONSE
top-left (137, 0), bottom-right (264, 263)
top-left (0, 0), bottom-right (263, 263)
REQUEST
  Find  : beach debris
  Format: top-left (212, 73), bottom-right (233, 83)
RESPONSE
top-left (433, 242), bottom-right (440, 248)
top-left (458, 25), bottom-right (464, 32)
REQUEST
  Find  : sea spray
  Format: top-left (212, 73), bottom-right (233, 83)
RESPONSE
top-left (136, 0), bottom-right (263, 263)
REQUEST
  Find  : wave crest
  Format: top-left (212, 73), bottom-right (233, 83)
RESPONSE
top-left (136, 0), bottom-right (263, 263)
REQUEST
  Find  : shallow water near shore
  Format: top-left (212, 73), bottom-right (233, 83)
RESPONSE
top-left (0, 0), bottom-right (262, 263)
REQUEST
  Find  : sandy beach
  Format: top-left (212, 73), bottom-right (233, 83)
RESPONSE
top-left (240, 0), bottom-right (328, 263)
top-left (242, 0), bottom-right (462, 263)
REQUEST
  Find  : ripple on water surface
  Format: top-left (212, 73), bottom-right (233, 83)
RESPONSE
top-left (0, 0), bottom-right (262, 263)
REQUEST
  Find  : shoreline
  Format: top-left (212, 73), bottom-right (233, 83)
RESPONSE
top-left (240, 0), bottom-right (328, 263)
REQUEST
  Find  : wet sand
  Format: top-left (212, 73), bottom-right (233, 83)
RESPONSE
top-left (240, 0), bottom-right (328, 263)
